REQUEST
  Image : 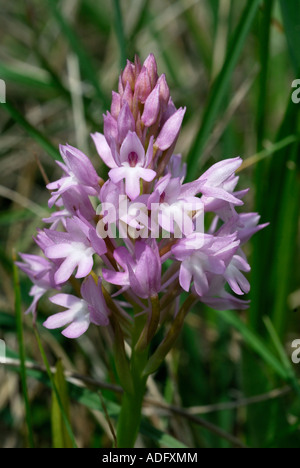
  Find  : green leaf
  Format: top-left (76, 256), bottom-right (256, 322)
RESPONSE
top-left (264, 317), bottom-right (300, 398)
top-left (34, 327), bottom-right (77, 448)
top-left (280, 0), bottom-right (300, 73)
top-left (113, 0), bottom-right (127, 69)
top-left (51, 360), bottom-right (73, 448)
top-left (0, 63), bottom-right (56, 91)
top-left (13, 254), bottom-right (35, 448)
top-left (214, 309), bottom-right (287, 380)
top-left (186, 0), bottom-right (262, 180)
top-left (256, 0), bottom-right (274, 152)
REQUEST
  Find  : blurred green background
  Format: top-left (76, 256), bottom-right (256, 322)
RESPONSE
top-left (0, 0), bottom-right (300, 448)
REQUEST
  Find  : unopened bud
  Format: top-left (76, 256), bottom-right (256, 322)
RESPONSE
top-left (143, 53), bottom-right (158, 87)
top-left (122, 60), bottom-right (135, 90)
top-left (141, 82), bottom-right (160, 127)
top-left (111, 91), bottom-right (121, 119)
top-left (134, 66), bottom-right (152, 103)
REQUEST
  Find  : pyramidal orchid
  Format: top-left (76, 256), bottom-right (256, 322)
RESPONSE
top-left (18, 54), bottom-right (268, 448)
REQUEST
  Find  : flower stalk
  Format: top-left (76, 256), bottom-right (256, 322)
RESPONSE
top-left (116, 314), bottom-right (149, 448)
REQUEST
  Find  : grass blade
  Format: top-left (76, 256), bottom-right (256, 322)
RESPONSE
top-left (264, 317), bottom-right (300, 398)
top-left (279, 0), bottom-right (300, 74)
top-left (13, 252), bottom-right (35, 448)
top-left (51, 360), bottom-right (73, 448)
top-left (34, 326), bottom-right (77, 448)
top-left (113, 0), bottom-right (127, 69)
top-left (0, 63), bottom-right (55, 91)
top-left (238, 135), bottom-right (299, 171)
top-left (214, 309), bottom-right (287, 380)
top-left (186, 0), bottom-right (261, 180)
top-left (256, 0), bottom-right (274, 152)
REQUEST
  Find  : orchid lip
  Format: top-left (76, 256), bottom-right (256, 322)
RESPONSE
top-left (128, 151), bottom-right (138, 167)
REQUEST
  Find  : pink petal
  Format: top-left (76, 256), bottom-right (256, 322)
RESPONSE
top-left (62, 319), bottom-right (90, 339)
top-left (119, 131), bottom-right (145, 165)
top-left (91, 132), bottom-right (117, 169)
top-left (155, 107), bottom-right (186, 151)
top-left (43, 309), bottom-right (77, 329)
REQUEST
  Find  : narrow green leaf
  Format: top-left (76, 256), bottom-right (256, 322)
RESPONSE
top-left (240, 135), bottom-right (299, 171)
top-left (13, 253), bottom-right (35, 448)
top-left (264, 317), bottom-right (300, 398)
top-left (51, 360), bottom-right (73, 448)
top-left (270, 142), bottom-right (300, 337)
top-left (0, 63), bottom-right (55, 90)
top-left (34, 326), bottom-right (77, 448)
top-left (280, 0), bottom-right (300, 73)
top-left (186, 0), bottom-right (261, 180)
top-left (251, 97), bottom-right (299, 334)
top-left (214, 309), bottom-right (287, 380)
top-left (113, 0), bottom-right (127, 69)
top-left (2, 101), bottom-right (61, 161)
top-left (256, 0), bottom-right (274, 152)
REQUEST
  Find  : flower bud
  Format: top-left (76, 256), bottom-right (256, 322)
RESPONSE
top-left (134, 66), bottom-right (151, 103)
top-left (117, 102), bottom-right (135, 144)
top-left (121, 81), bottom-right (133, 110)
top-left (143, 53), bottom-right (158, 87)
top-left (103, 112), bottom-right (118, 144)
top-left (122, 60), bottom-right (135, 90)
top-left (111, 91), bottom-right (121, 119)
top-left (158, 74), bottom-right (170, 107)
top-left (141, 82), bottom-right (160, 127)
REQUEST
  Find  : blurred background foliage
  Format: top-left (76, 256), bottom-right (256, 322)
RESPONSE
top-left (0, 0), bottom-right (300, 448)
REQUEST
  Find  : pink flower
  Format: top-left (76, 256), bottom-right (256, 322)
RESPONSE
top-left (44, 217), bottom-right (106, 284)
top-left (44, 276), bottom-right (109, 338)
top-left (108, 132), bottom-right (156, 200)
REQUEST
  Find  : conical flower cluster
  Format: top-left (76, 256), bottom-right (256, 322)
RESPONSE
top-left (18, 54), bottom-right (267, 341)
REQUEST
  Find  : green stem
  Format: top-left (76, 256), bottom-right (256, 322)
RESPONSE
top-left (116, 349), bottom-right (148, 448)
top-left (116, 315), bottom-right (149, 448)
